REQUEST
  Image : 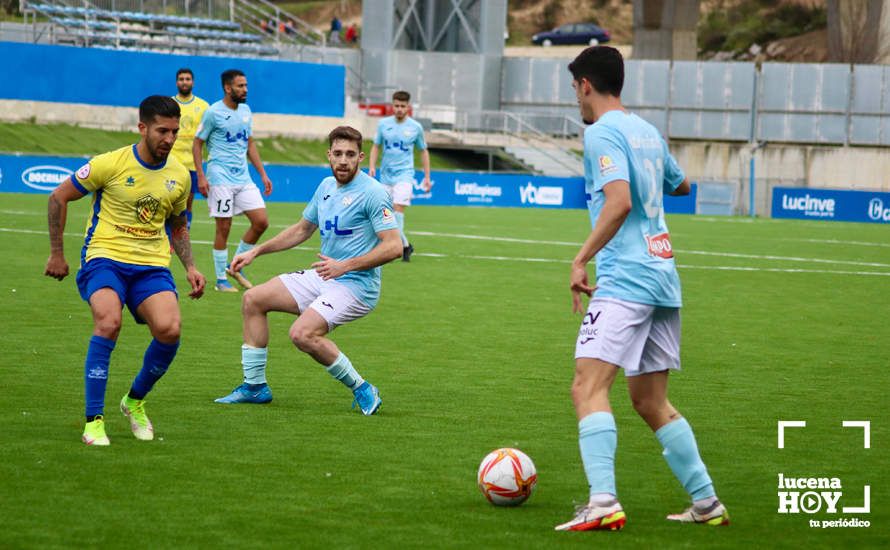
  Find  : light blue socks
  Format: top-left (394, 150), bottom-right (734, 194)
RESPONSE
top-left (242, 345), bottom-right (268, 385)
top-left (394, 211), bottom-right (408, 246)
top-left (656, 418), bottom-right (715, 501)
top-left (212, 248), bottom-right (228, 280)
top-left (325, 352), bottom-right (364, 391)
top-left (234, 240), bottom-right (254, 258)
top-left (578, 411), bottom-right (618, 499)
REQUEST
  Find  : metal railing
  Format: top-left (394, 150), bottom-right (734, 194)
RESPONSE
top-left (230, 0), bottom-right (324, 47)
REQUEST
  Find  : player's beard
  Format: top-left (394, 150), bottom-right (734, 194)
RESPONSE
top-left (230, 90), bottom-right (247, 104)
top-left (331, 162), bottom-right (358, 184)
top-left (146, 136), bottom-right (171, 164)
top-left (177, 83), bottom-right (193, 96)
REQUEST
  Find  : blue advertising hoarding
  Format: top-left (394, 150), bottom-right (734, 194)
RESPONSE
top-left (772, 186), bottom-right (890, 224)
top-left (0, 42), bottom-right (345, 117)
top-left (0, 153), bottom-right (697, 214)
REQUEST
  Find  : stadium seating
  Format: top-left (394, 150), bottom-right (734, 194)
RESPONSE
top-left (22, 0), bottom-right (278, 57)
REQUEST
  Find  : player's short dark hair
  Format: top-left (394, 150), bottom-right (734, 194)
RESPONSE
top-left (221, 69), bottom-right (245, 87)
top-left (176, 68), bottom-right (193, 78)
top-left (392, 90), bottom-right (410, 103)
top-left (139, 95), bottom-right (180, 124)
top-left (328, 126), bottom-right (363, 149)
top-left (568, 46), bottom-right (624, 97)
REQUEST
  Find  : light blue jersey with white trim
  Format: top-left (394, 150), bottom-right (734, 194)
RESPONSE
top-left (373, 116), bottom-right (427, 184)
top-left (584, 110), bottom-right (685, 307)
top-left (302, 171), bottom-right (398, 308)
top-left (196, 100), bottom-right (253, 186)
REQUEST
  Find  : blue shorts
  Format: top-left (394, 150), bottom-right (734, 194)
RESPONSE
top-left (76, 258), bottom-right (178, 324)
top-left (189, 170), bottom-right (200, 196)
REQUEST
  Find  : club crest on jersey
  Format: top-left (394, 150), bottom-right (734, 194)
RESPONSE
top-left (135, 194), bottom-right (161, 224)
top-left (342, 195), bottom-right (354, 207)
top-left (76, 163), bottom-right (91, 180)
top-left (382, 207), bottom-right (394, 223)
top-left (599, 155), bottom-right (618, 176)
top-left (645, 232), bottom-right (674, 259)
top-left (165, 179), bottom-right (176, 191)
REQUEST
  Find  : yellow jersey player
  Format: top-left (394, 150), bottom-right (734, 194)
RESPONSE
top-left (44, 95), bottom-right (206, 447)
top-left (171, 68), bottom-right (210, 227)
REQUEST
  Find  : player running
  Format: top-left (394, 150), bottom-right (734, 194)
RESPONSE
top-left (193, 69), bottom-right (272, 292)
top-left (555, 46), bottom-right (729, 531)
top-left (368, 90), bottom-right (431, 262)
top-left (214, 126), bottom-right (401, 414)
top-left (44, 95), bottom-right (206, 446)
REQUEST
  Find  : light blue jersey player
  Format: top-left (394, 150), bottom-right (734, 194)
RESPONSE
top-left (369, 90), bottom-right (431, 262)
top-left (555, 46), bottom-right (729, 532)
top-left (214, 126), bottom-right (402, 416)
top-left (193, 69), bottom-right (273, 293)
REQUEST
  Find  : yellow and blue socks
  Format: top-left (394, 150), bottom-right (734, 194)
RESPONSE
top-left (578, 411), bottom-right (618, 500)
top-left (212, 248), bottom-right (228, 281)
top-left (325, 352), bottom-right (364, 391)
top-left (242, 345), bottom-right (268, 388)
top-left (84, 335), bottom-right (115, 420)
top-left (656, 417), bottom-right (716, 502)
top-left (129, 339), bottom-right (179, 399)
top-left (394, 211), bottom-right (409, 247)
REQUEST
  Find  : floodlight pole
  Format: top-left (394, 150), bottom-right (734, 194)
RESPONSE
top-left (749, 141), bottom-right (766, 217)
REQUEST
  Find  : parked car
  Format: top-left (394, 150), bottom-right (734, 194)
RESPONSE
top-left (531, 23), bottom-right (611, 47)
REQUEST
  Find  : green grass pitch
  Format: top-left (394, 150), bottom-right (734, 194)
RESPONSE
top-left (1, 193), bottom-right (887, 548)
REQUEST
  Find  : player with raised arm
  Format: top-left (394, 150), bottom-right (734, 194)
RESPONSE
top-left (44, 95), bottom-right (206, 446)
top-left (368, 90), bottom-right (431, 262)
top-left (193, 69), bottom-right (272, 292)
top-left (171, 67), bottom-right (210, 228)
top-left (214, 126), bottom-right (402, 414)
top-left (554, 46), bottom-right (729, 531)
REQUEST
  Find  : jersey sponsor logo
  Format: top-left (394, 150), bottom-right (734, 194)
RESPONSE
top-left (135, 194), bottom-right (161, 224)
top-left (225, 130), bottom-right (249, 144)
top-left (320, 216), bottom-right (353, 236)
top-left (519, 182), bottom-right (564, 206)
top-left (21, 165), bottom-right (73, 191)
top-left (645, 232), bottom-right (674, 259)
top-left (384, 139), bottom-right (411, 152)
top-left (382, 206), bottom-right (394, 223)
top-left (598, 155), bottom-right (618, 176)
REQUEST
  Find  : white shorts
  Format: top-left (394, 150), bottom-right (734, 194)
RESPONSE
top-left (383, 180), bottom-right (413, 206)
top-left (277, 269), bottom-right (371, 330)
top-left (207, 183), bottom-right (265, 218)
top-left (575, 297), bottom-right (681, 377)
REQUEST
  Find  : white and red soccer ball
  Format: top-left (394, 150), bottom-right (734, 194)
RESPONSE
top-left (477, 448), bottom-right (537, 506)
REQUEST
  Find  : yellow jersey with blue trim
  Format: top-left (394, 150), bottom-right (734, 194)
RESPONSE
top-left (170, 94), bottom-right (210, 171)
top-left (71, 144), bottom-right (190, 267)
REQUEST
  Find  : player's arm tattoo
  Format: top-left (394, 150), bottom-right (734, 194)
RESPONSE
top-left (168, 215), bottom-right (195, 268)
top-left (47, 193), bottom-right (67, 254)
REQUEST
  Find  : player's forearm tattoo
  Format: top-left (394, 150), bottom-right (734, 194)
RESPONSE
top-left (170, 220), bottom-right (194, 268)
top-left (47, 195), bottom-right (66, 253)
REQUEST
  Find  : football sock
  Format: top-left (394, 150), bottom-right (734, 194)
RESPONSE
top-left (84, 335), bottom-right (115, 418)
top-left (325, 352), bottom-right (364, 391)
top-left (394, 211), bottom-right (408, 246)
top-left (185, 210), bottom-right (193, 230)
top-left (656, 417), bottom-right (716, 501)
top-left (578, 411), bottom-right (618, 499)
top-left (129, 339), bottom-right (179, 400)
top-left (212, 248), bottom-right (228, 280)
top-left (242, 344), bottom-right (268, 385)
top-left (234, 239), bottom-right (254, 259)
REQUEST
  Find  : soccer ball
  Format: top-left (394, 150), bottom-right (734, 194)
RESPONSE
top-left (477, 448), bottom-right (537, 506)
